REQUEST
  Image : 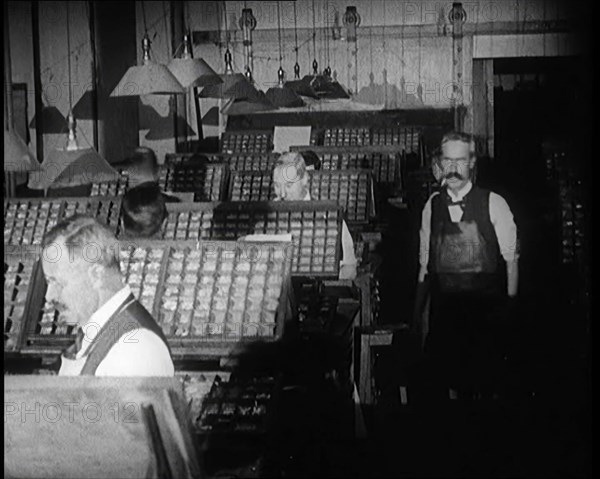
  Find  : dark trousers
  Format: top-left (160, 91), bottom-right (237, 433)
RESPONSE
top-left (426, 287), bottom-right (506, 395)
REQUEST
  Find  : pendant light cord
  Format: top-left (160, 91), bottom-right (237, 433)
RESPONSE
top-left (293, 1), bottom-right (299, 64)
top-left (66, 2), bottom-right (72, 111)
top-left (312, 0), bottom-right (317, 62)
top-left (277, 1), bottom-right (283, 67)
top-left (223, 1), bottom-right (229, 50)
top-left (141, 1), bottom-right (148, 34)
top-left (325, 2), bottom-right (330, 69)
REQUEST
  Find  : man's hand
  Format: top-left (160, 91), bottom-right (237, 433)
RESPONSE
top-left (339, 263), bottom-right (357, 280)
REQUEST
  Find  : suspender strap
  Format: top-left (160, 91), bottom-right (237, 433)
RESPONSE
top-left (80, 298), bottom-right (171, 375)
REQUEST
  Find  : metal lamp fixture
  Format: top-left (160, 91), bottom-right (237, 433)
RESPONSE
top-left (265, 2), bottom-right (305, 108)
top-left (167, 33), bottom-right (222, 89)
top-left (29, 3), bottom-right (117, 190)
top-left (284, 1), bottom-right (319, 99)
top-left (29, 112), bottom-right (118, 190)
top-left (199, 48), bottom-right (266, 102)
top-left (110, 33), bottom-right (185, 96)
top-left (239, 7), bottom-right (257, 82)
top-left (4, 0), bottom-right (39, 192)
top-left (287, 0), bottom-right (350, 100)
top-left (4, 129), bottom-right (39, 173)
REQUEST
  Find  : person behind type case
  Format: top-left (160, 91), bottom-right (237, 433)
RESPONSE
top-left (272, 151), bottom-right (358, 280)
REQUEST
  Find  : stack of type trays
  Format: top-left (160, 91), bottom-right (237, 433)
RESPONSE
top-left (158, 201), bottom-right (343, 276)
top-left (22, 240), bottom-right (294, 358)
top-left (228, 171), bottom-right (373, 225)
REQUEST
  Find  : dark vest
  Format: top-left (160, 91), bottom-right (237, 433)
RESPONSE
top-left (428, 185), bottom-right (504, 294)
top-left (65, 296), bottom-right (172, 375)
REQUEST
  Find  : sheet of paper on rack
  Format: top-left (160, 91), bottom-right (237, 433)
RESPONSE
top-left (240, 233), bottom-right (293, 242)
top-left (273, 126), bottom-right (311, 153)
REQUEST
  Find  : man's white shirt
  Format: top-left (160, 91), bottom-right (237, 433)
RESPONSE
top-left (59, 285), bottom-right (174, 376)
top-left (419, 181), bottom-right (518, 268)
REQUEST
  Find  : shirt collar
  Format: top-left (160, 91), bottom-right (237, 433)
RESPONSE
top-left (446, 180), bottom-right (472, 202)
top-left (78, 285), bottom-right (133, 356)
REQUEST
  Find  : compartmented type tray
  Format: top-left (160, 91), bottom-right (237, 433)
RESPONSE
top-left (221, 130), bottom-right (273, 153)
top-left (23, 239), bottom-right (294, 356)
top-left (90, 173), bottom-right (130, 197)
top-left (4, 197), bottom-right (121, 246)
top-left (160, 201), bottom-right (342, 276)
top-left (4, 250), bottom-right (38, 352)
top-left (289, 145), bottom-right (401, 185)
top-left (194, 373), bottom-right (278, 434)
top-left (157, 163), bottom-right (228, 201)
top-left (323, 127), bottom-right (371, 146)
top-left (228, 170), bottom-right (373, 224)
top-left (218, 153), bottom-right (279, 171)
top-left (371, 127), bottom-right (422, 153)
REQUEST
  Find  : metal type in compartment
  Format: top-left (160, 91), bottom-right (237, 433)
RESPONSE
top-left (90, 173), bottom-right (129, 197)
top-left (4, 199), bottom-right (63, 246)
top-left (221, 131), bottom-right (273, 153)
top-left (157, 164), bottom-right (226, 201)
top-left (4, 253), bottom-right (37, 351)
top-left (157, 241), bottom-right (289, 341)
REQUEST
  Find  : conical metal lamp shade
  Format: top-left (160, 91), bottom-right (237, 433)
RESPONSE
top-left (4, 129), bottom-right (40, 172)
top-left (284, 77), bottom-right (320, 99)
top-left (265, 84), bottom-right (305, 108)
top-left (199, 73), bottom-right (263, 101)
top-left (310, 75), bottom-right (351, 99)
top-left (28, 147), bottom-right (119, 189)
top-left (110, 63), bottom-right (185, 96)
top-left (167, 57), bottom-right (222, 89)
top-left (220, 94), bottom-right (276, 115)
top-left (28, 106), bottom-right (68, 134)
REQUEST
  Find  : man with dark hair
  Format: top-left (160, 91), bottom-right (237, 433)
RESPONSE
top-left (299, 150), bottom-right (321, 171)
top-left (123, 146), bottom-right (181, 203)
top-left (42, 214), bottom-right (174, 376)
top-left (414, 131), bottom-right (519, 400)
top-left (120, 182), bottom-right (168, 239)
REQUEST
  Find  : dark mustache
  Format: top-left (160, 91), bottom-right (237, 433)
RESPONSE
top-left (445, 172), bottom-right (464, 180)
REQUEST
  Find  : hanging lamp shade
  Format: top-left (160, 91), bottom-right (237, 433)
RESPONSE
top-left (266, 67), bottom-right (305, 108)
top-left (28, 112), bottom-right (118, 189)
top-left (221, 94), bottom-right (275, 115)
top-left (167, 33), bottom-right (222, 89)
top-left (284, 77), bottom-right (320, 99)
top-left (311, 74), bottom-right (351, 99)
top-left (168, 57), bottom-right (222, 88)
top-left (4, 129), bottom-right (40, 172)
top-left (28, 106), bottom-right (69, 134)
top-left (110, 34), bottom-right (185, 96)
top-left (199, 72), bottom-right (264, 101)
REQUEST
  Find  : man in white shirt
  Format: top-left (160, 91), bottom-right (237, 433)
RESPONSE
top-left (414, 131), bottom-right (519, 399)
top-left (42, 214), bottom-right (174, 376)
top-left (272, 152), bottom-right (358, 280)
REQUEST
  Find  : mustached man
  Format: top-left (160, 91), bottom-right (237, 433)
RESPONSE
top-left (414, 131), bottom-right (519, 400)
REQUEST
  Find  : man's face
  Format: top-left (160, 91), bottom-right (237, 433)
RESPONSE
top-left (42, 238), bottom-right (99, 326)
top-left (440, 140), bottom-right (475, 190)
top-left (273, 164), bottom-right (308, 201)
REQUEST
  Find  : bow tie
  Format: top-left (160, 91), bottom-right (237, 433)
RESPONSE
top-left (445, 193), bottom-right (466, 210)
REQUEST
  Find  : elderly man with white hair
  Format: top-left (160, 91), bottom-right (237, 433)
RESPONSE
top-left (42, 214), bottom-right (174, 376)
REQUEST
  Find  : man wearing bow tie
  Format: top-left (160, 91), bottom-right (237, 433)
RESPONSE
top-left (41, 215), bottom-right (174, 376)
top-left (414, 131), bottom-right (519, 399)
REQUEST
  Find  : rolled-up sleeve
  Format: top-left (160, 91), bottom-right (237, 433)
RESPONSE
top-left (419, 194), bottom-right (437, 268)
top-left (489, 192), bottom-right (519, 263)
